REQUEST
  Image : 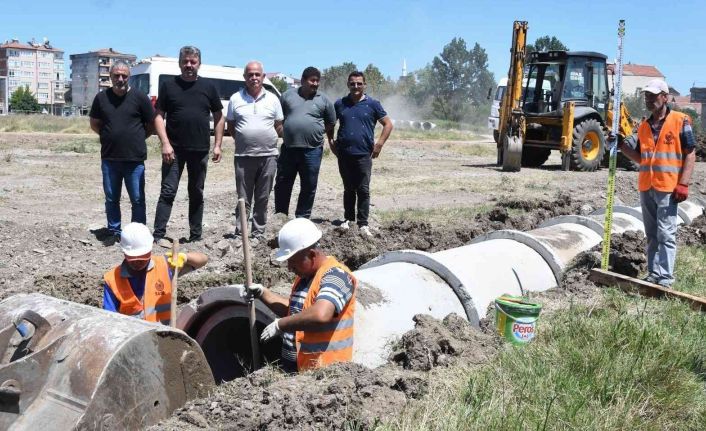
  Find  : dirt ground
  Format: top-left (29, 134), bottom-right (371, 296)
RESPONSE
top-left (2, 131), bottom-right (706, 429)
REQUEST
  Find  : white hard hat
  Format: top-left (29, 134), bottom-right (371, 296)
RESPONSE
top-left (120, 223), bottom-right (154, 256)
top-left (274, 218), bottom-right (322, 262)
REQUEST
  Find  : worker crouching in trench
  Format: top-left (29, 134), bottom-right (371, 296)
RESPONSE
top-left (240, 218), bottom-right (357, 372)
top-left (102, 222), bottom-right (208, 324)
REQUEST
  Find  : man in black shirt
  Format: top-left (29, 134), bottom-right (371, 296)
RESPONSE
top-left (89, 60), bottom-right (155, 244)
top-left (153, 46), bottom-right (224, 245)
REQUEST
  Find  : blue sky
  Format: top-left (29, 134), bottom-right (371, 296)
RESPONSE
top-left (4, 0), bottom-right (705, 94)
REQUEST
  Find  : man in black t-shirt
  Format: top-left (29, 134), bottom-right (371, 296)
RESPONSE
top-left (89, 61), bottom-right (155, 245)
top-left (153, 46), bottom-right (224, 245)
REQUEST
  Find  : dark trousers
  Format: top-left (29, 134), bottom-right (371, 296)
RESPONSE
top-left (153, 150), bottom-right (209, 239)
top-left (274, 146), bottom-right (323, 218)
top-left (101, 160), bottom-right (146, 235)
top-left (337, 154), bottom-right (372, 226)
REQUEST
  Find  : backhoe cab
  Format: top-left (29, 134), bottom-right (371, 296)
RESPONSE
top-left (498, 21), bottom-right (636, 172)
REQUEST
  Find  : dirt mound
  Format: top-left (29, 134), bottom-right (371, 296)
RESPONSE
top-left (321, 193), bottom-right (583, 271)
top-left (678, 214), bottom-right (706, 246)
top-left (31, 271), bottom-right (103, 307)
top-left (152, 362), bottom-right (427, 431)
top-left (153, 312), bottom-right (499, 430)
top-left (390, 313), bottom-right (499, 371)
top-left (561, 231), bottom-right (646, 292)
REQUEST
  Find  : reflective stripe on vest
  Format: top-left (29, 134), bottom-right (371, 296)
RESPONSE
top-left (103, 256), bottom-right (172, 324)
top-left (291, 257), bottom-right (357, 371)
top-left (637, 111), bottom-right (687, 192)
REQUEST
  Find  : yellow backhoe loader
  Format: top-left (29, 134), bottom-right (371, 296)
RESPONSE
top-left (497, 21), bottom-right (637, 172)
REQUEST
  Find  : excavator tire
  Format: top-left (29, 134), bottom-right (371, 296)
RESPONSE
top-left (571, 119), bottom-right (605, 171)
top-left (493, 129), bottom-right (500, 144)
top-left (521, 148), bottom-right (551, 167)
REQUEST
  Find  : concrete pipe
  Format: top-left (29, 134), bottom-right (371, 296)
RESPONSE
top-left (177, 286), bottom-right (281, 384)
top-left (0, 293), bottom-right (213, 430)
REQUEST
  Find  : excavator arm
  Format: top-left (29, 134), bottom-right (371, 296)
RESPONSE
top-left (497, 20), bottom-right (528, 171)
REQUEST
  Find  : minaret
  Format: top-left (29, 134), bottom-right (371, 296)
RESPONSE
top-left (402, 59), bottom-right (407, 78)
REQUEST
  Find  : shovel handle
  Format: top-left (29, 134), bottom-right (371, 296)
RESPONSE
top-left (170, 239), bottom-right (180, 327)
top-left (239, 198), bottom-right (261, 370)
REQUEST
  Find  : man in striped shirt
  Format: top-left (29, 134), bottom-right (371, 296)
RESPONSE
top-left (244, 218), bottom-right (357, 372)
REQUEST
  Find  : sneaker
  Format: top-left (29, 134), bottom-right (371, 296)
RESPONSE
top-left (642, 275), bottom-right (658, 284)
top-left (102, 234), bottom-right (121, 247)
top-left (339, 220), bottom-right (351, 230)
top-left (360, 226), bottom-right (373, 237)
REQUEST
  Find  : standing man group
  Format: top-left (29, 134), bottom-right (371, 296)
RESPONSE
top-left (332, 71), bottom-right (393, 236)
top-left (226, 61), bottom-right (283, 244)
top-left (89, 60), bottom-right (155, 244)
top-left (274, 67), bottom-right (336, 219)
top-left (153, 46), bottom-right (225, 246)
top-left (618, 78), bottom-right (696, 287)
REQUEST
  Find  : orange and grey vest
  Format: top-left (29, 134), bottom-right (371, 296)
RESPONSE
top-left (291, 257), bottom-right (357, 371)
top-left (103, 257), bottom-right (172, 324)
top-left (637, 111), bottom-right (688, 192)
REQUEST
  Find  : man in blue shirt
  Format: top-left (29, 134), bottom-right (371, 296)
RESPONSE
top-left (332, 71), bottom-right (393, 236)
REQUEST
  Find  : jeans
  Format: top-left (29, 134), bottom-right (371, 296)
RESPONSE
top-left (337, 154), bottom-right (372, 226)
top-left (153, 150), bottom-right (209, 240)
top-left (234, 156), bottom-right (277, 236)
top-left (274, 146), bottom-right (323, 218)
top-left (101, 160), bottom-right (146, 235)
top-left (640, 188), bottom-right (678, 286)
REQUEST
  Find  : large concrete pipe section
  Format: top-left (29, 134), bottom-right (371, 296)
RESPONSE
top-left (0, 294), bottom-right (213, 430)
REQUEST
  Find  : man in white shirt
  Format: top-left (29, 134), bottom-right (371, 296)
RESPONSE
top-left (222, 61), bottom-right (283, 243)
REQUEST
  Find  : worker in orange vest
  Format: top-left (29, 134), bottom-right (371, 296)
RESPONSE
top-left (103, 222), bottom-right (208, 324)
top-left (242, 218), bottom-right (357, 372)
top-left (618, 78), bottom-right (696, 287)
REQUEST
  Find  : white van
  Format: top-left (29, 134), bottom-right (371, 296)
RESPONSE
top-left (129, 56), bottom-right (281, 130)
top-left (487, 77), bottom-right (508, 143)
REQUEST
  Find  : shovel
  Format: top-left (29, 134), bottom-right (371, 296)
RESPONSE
top-left (239, 198), bottom-right (262, 370)
top-left (170, 239), bottom-right (180, 327)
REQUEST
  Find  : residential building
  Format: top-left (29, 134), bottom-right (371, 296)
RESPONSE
top-left (265, 72), bottom-right (300, 89)
top-left (607, 63), bottom-right (665, 97)
top-left (70, 48), bottom-right (136, 112)
top-left (0, 38), bottom-right (66, 114)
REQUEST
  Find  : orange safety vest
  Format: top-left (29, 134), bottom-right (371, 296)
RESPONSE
top-left (290, 256), bottom-right (357, 371)
top-left (103, 256), bottom-right (172, 324)
top-left (637, 111), bottom-right (688, 192)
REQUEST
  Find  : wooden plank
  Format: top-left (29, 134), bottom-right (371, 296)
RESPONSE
top-left (589, 268), bottom-right (706, 312)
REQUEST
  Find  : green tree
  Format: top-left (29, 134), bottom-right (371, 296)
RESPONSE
top-left (422, 37), bottom-right (495, 122)
top-left (10, 86), bottom-right (40, 113)
top-left (321, 62), bottom-right (358, 97)
top-left (269, 77), bottom-right (289, 94)
top-left (362, 64), bottom-right (394, 98)
top-left (674, 106), bottom-right (703, 134)
top-left (623, 94), bottom-right (648, 121)
top-left (526, 35), bottom-right (569, 58)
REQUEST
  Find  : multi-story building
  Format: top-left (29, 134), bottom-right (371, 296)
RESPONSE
top-left (0, 38), bottom-right (66, 114)
top-left (70, 48), bottom-right (136, 111)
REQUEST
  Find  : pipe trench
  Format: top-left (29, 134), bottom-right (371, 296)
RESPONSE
top-left (180, 197), bottom-right (706, 370)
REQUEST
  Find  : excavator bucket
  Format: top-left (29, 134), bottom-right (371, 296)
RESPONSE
top-left (0, 294), bottom-right (214, 430)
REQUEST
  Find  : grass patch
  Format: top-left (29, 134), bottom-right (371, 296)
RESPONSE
top-left (393, 128), bottom-right (483, 141)
top-left (381, 290), bottom-right (706, 430)
top-left (0, 115), bottom-right (92, 134)
top-left (52, 138), bottom-right (101, 154)
top-left (674, 245), bottom-right (706, 297)
top-left (438, 142), bottom-right (496, 157)
top-left (377, 205), bottom-right (494, 225)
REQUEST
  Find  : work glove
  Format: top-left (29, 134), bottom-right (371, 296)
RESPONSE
top-left (235, 283), bottom-right (264, 300)
top-left (166, 252), bottom-right (187, 269)
top-left (260, 318), bottom-right (282, 342)
top-left (673, 183), bottom-right (689, 203)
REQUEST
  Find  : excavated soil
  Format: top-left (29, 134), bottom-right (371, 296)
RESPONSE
top-left (152, 313), bottom-right (497, 431)
top-left (696, 134), bottom-right (706, 162)
top-left (678, 214), bottom-right (706, 246)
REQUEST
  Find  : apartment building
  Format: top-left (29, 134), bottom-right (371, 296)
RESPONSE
top-left (0, 38), bottom-right (66, 114)
top-left (70, 48), bottom-right (136, 111)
